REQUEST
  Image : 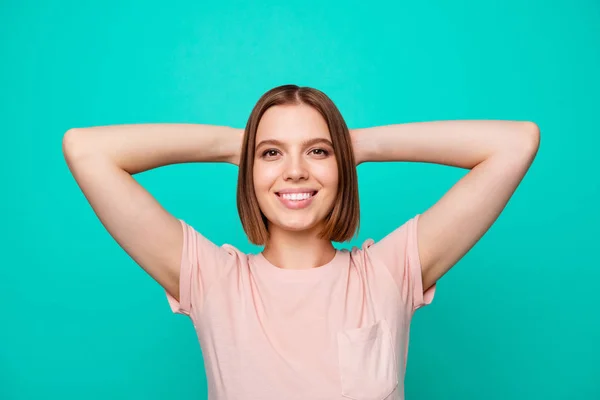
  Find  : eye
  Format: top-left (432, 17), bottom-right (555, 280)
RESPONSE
top-left (310, 148), bottom-right (330, 156)
top-left (261, 149), bottom-right (280, 158)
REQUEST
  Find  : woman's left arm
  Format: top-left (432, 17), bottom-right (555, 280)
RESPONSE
top-left (351, 120), bottom-right (540, 291)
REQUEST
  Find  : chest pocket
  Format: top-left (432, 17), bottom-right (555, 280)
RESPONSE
top-left (337, 319), bottom-right (398, 400)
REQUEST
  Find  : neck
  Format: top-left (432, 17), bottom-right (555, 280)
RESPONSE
top-left (262, 224), bottom-right (336, 270)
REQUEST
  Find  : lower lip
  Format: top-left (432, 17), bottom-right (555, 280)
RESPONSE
top-left (276, 192), bottom-right (317, 209)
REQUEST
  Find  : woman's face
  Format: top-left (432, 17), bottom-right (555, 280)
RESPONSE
top-left (253, 104), bottom-right (339, 235)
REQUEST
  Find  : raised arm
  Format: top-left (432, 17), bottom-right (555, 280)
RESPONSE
top-left (62, 124), bottom-right (243, 302)
top-left (352, 120), bottom-right (540, 291)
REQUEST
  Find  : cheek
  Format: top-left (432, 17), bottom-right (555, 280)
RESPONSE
top-left (253, 164), bottom-right (279, 194)
top-left (314, 162), bottom-right (339, 188)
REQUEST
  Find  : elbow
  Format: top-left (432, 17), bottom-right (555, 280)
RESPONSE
top-left (500, 121), bottom-right (540, 162)
top-left (522, 121), bottom-right (541, 153)
top-left (62, 128), bottom-right (80, 156)
top-left (62, 128), bottom-right (91, 162)
top-left (62, 128), bottom-right (80, 145)
top-left (505, 121), bottom-right (540, 158)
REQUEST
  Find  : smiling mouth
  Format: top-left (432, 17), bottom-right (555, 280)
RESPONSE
top-left (275, 191), bottom-right (318, 201)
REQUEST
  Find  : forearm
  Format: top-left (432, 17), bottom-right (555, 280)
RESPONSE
top-left (352, 120), bottom-right (539, 168)
top-left (63, 124), bottom-right (243, 174)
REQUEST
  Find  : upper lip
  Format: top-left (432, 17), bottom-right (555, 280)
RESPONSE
top-left (275, 188), bottom-right (318, 194)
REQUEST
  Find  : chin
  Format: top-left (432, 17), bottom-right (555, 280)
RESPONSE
top-left (280, 221), bottom-right (317, 232)
top-left (271, 216), bottom-right (322, 233)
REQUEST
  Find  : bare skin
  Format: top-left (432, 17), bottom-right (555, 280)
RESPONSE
top-left (62, 124), bottom-right (243, 302)
top-left (253, 104), bottom-right (339, 271)
top-left (63, 112), bottom-right (539, 301)
top-left (352, 120), bottom-right (540, 291)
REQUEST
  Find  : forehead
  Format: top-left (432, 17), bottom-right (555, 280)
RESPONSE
top-left (256, 104), bottom-right (330, 143)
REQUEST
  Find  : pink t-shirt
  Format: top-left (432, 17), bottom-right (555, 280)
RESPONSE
top-left (166, 214), bottom-right (436, 400)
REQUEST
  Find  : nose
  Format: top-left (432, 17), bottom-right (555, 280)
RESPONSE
top-left (282, 154), bottom-right (309, 181)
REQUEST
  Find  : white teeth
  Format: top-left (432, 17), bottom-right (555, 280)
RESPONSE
top-left (281, 192), bottom-right (313, 201)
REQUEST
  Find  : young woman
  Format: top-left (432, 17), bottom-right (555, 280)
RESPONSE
top-left (63, 85), bottom-right (540, 400)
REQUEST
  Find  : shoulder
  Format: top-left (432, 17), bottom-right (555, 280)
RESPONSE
top-left (179, 219), bottom-right (251, 264)
top-left (345, 216), bottom-right (419, 276)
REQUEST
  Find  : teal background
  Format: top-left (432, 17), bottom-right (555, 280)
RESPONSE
top-left (1, 0), bottom-right (598, 399)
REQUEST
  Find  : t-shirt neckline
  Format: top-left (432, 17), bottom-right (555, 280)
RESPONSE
top-left (252, 249), bottom-right (346, 282)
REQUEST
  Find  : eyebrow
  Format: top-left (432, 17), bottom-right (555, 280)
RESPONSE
top-left (255, 137), bottom-right (333, 150)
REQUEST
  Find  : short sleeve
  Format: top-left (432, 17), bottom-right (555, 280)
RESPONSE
top-left (165, 220), bottom-right (234, 316)
top-left (368, 214), bottom-right (436, 312)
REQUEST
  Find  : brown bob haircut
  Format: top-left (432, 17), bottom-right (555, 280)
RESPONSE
top-left (236, 84), bottom-right (360, 245)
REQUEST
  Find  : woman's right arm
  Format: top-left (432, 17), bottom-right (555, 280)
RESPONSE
top-left (62, 124), bottom-right (243, 302)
